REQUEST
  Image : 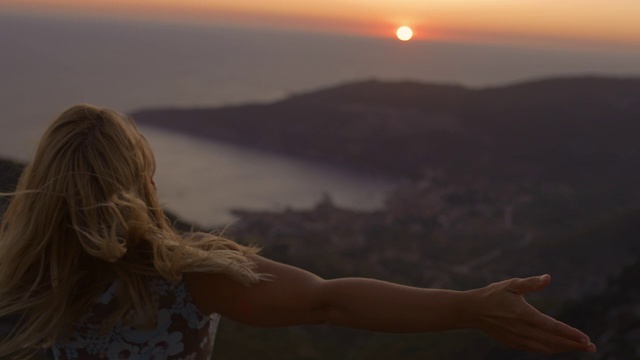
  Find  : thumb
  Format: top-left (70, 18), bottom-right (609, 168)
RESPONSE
top-left (508, 274), bottom-right (550, 295)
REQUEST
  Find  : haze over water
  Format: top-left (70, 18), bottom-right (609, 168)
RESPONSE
top-left (1, 13), bottom-right (638, 225)
top-left (139, 126), bottom-right (397, 226)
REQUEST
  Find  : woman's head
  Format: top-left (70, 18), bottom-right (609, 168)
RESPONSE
top-left (0, 104), bottom-right (260, 355)
top-left (31, 104), bottom-right (157, 214)
top-left (14, 104), bottom-right (163, 263)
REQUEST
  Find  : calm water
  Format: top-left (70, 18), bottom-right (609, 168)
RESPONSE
top-left (140, 126), bottom-right (396, 226)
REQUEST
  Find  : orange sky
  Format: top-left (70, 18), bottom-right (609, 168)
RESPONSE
top-left (2, 0), bottom-right (639, 49)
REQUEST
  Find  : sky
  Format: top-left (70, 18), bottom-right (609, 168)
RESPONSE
top-left (1, 0), bottom-right (640, 51)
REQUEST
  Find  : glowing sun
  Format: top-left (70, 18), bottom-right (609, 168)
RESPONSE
top-left (396, 26), bottom-right (413, 41)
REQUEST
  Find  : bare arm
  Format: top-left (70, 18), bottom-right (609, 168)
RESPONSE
top-left (185, 255), bottom-right (596, 355)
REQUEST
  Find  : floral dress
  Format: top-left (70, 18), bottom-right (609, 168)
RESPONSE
top-left (51, 278), bottom-right (220, 360)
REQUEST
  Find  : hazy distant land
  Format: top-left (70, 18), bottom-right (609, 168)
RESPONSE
top-left (132, 76), bottom-right (640, 182)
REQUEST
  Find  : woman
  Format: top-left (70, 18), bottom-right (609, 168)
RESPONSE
top-left (0, 104), bottom-right (596, 359)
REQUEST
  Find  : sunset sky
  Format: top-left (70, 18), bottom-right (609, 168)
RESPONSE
top-left (2, 0), bottom-right (639, 50)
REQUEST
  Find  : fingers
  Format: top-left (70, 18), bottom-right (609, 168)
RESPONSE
top-left (507, 274), bottom-right (550, 295)
top-left (515, 337), bottom-right (586, 355)
top-left (520, 331), bottom-right (596, 354)
top-left (483, 276), bottom-right (597, 355)
top-left (491, 317), bottom-right (596, 354)
top-left (505, 275), bottom-right (586, 344)
top-left (515, 303), bottom-right (596, 354)
top-left (526, 308), bottom-right (589, 344)
top-left (520, 323), bottom-right (596, 354)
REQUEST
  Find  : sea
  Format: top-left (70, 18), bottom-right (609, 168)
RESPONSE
top-left (1, 12), bottom-right (639, 226)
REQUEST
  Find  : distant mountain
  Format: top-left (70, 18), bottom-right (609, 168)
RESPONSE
top-left (132, 76), bottom-right (640, 185)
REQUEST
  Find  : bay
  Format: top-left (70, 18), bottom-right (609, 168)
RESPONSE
top-left (140, 126), bottom-right (397, 227)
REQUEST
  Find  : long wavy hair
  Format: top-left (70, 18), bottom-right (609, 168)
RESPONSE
top-left (0, 104), bottom-right (260, 356)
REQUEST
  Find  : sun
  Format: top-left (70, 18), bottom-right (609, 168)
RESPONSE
top-left (396, 26), bottom-right (413, 41)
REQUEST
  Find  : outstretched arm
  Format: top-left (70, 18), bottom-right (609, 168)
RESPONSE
top-left (185, 255), bottom-right (596, 355)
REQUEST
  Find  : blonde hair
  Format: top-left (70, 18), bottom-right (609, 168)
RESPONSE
top-left (0, 104), bottom-right (260, 357)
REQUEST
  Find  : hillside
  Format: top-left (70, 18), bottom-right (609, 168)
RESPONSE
top-left (132, 76), bottom-right (640, 278)
top-left (132, 76), bottom-right (640, 185)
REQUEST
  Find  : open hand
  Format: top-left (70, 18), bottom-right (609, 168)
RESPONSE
top-left (469, 274), bottom-right (597, 355)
